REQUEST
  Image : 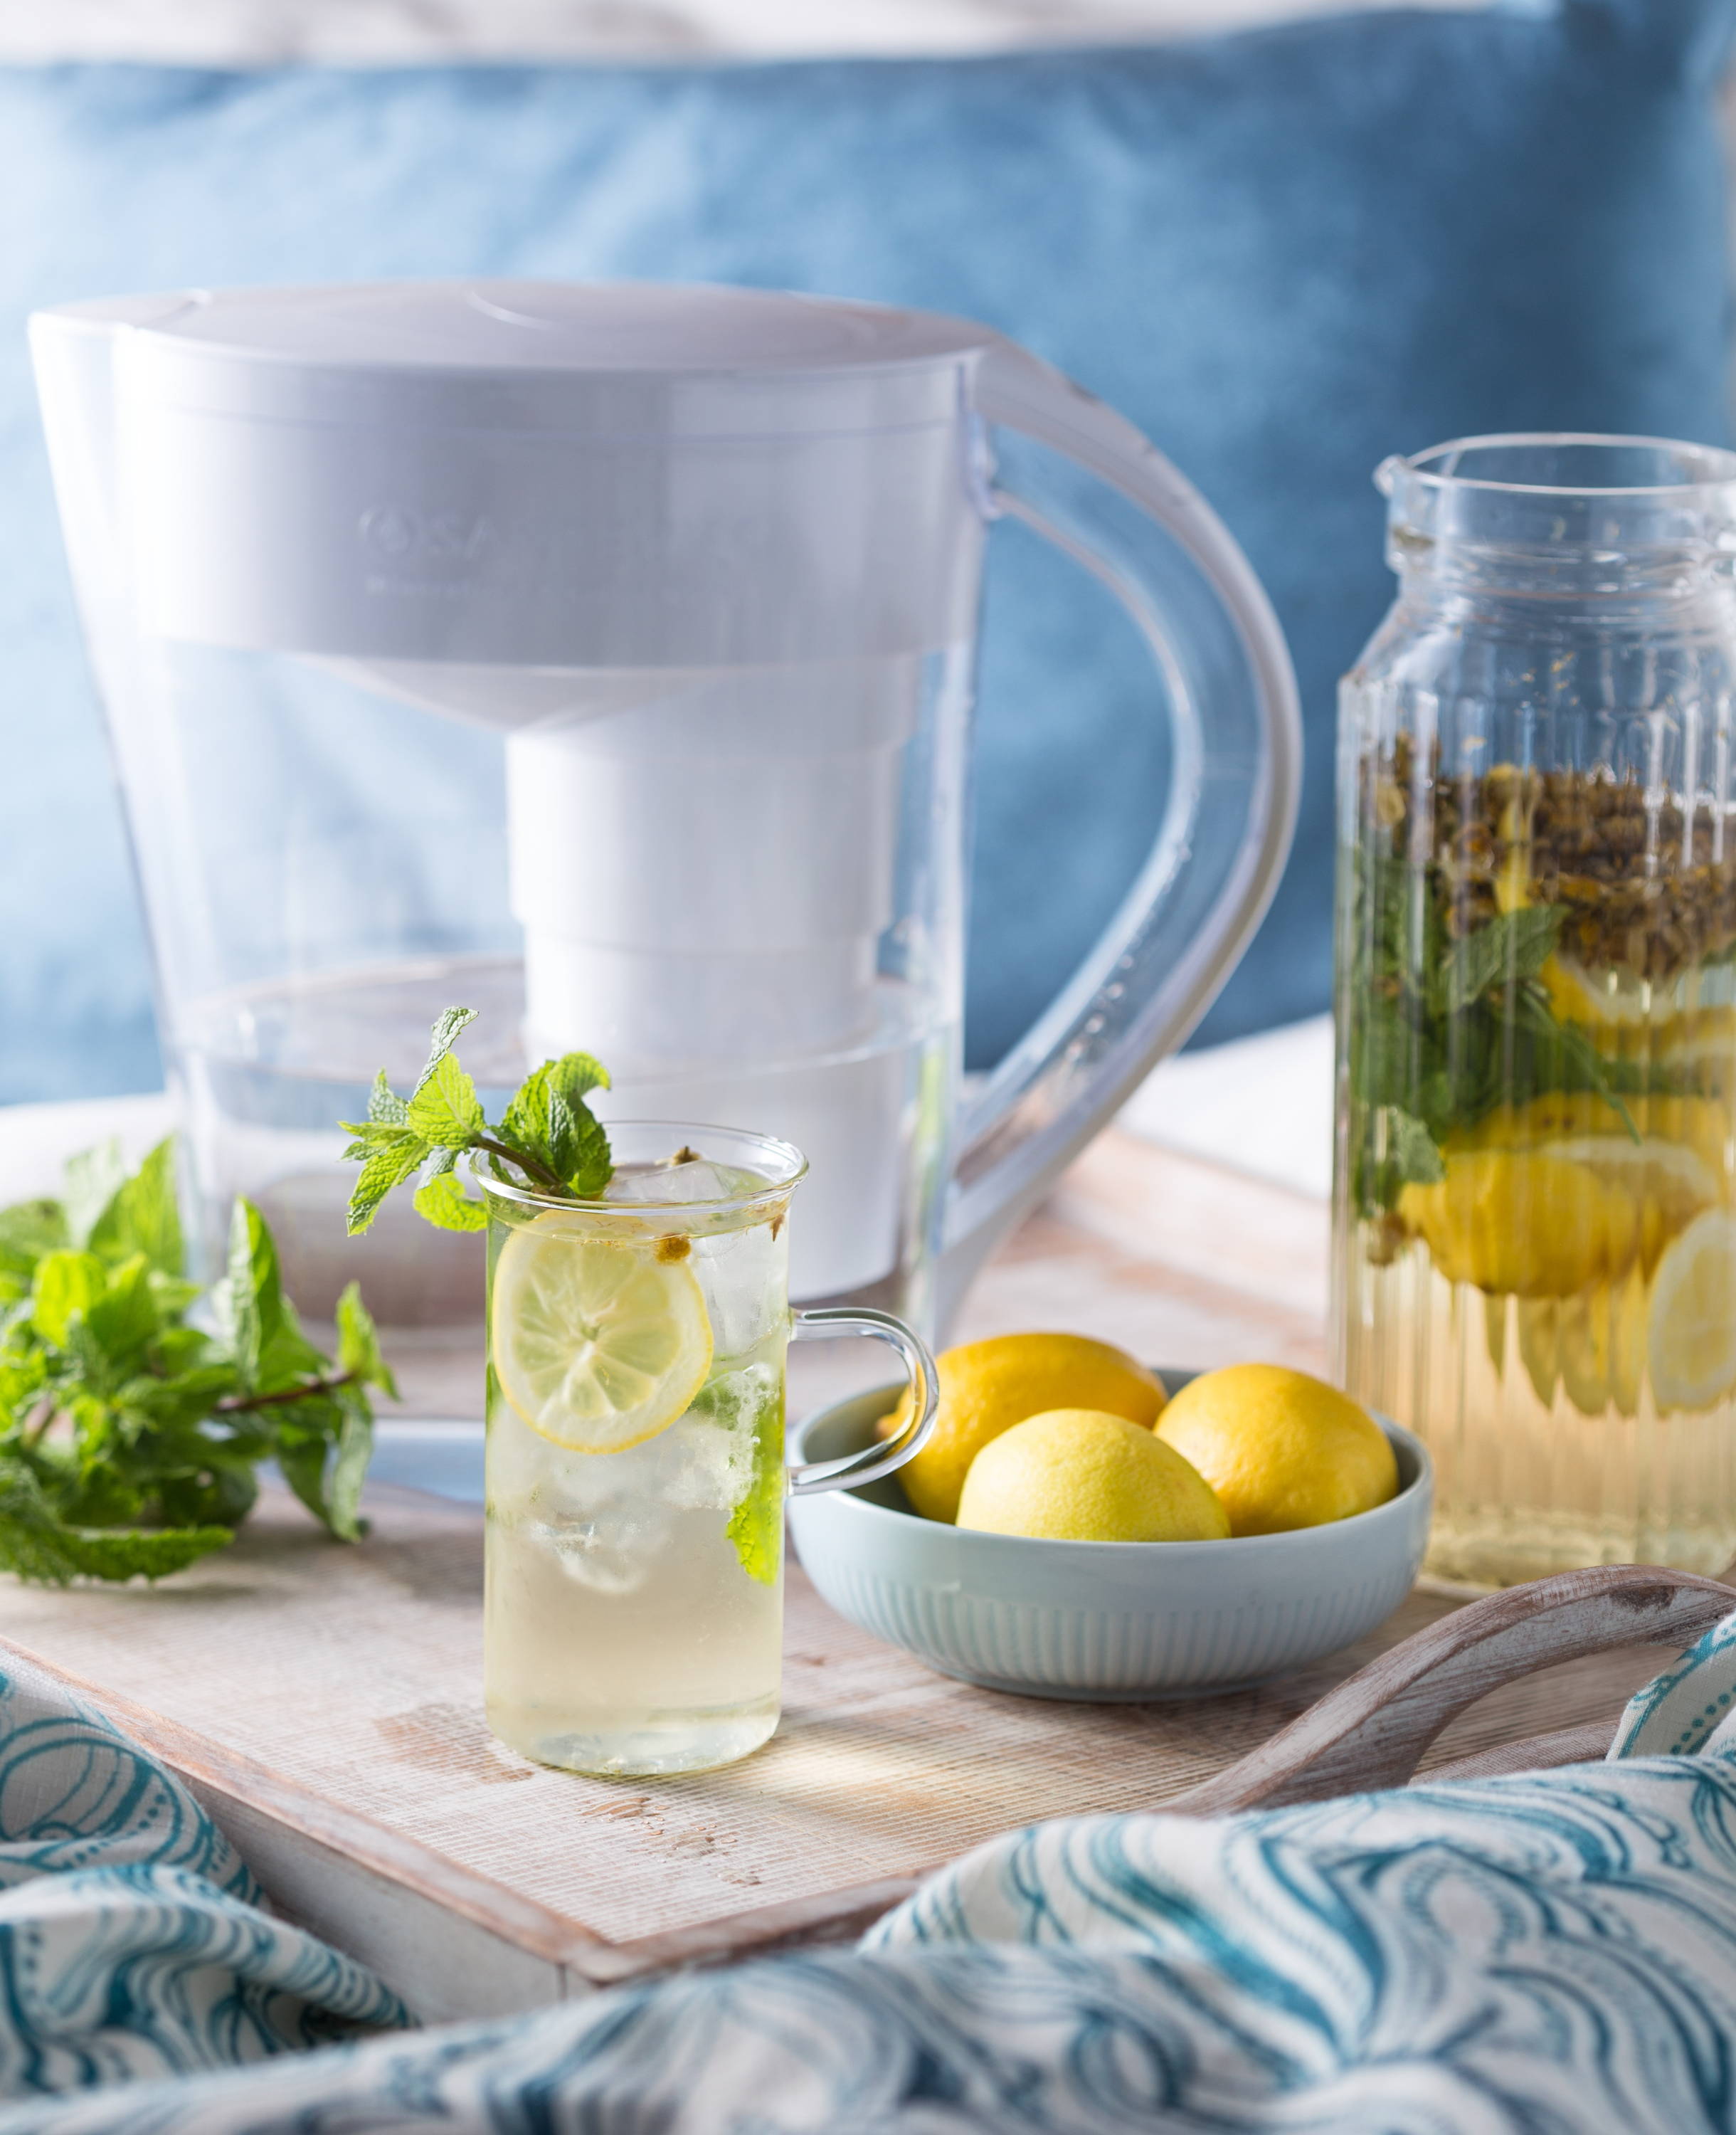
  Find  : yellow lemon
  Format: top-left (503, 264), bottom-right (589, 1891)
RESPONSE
top-left (1652, 1006), bottom-right (1736, 1101)
top-left (1554, 1267), bottom-right (1649, 1419)
top-left (1399, 1151), bottom-right (1640, 1296)
top-left (1639, 1094), bottom-right (1733, 1185)
top-left (1459, 1092), bottom-right (1729, 1175)
top-left (1529, 1134), bottom-right (1718, 1274)
top-left (1404, 1092), bottom-right (1728, 1291)
top-left (490, 1216), bottom-right (713, 1453)
top-left (956, 1408), bottom-right (1228, 1543)
top-left (1516, 1295), bottom-right (1560, 1409)
top-left (1648, 1210), bottom-right (1736, 1413)
top-left (1538, 954), bottom-right (1650, 1030)
top-left (879, 1332), bottom-right (1164, 1524)
top-left (1540, 955), bottom-right (1736, 1070)
top-left (1155, 1364), bottom-right (1397, 1536)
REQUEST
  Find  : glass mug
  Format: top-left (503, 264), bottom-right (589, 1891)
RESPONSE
top-left (479, 1123), bottom-right (938, 1776)
top-left (1335, 433), bottom-right (1736, 1587)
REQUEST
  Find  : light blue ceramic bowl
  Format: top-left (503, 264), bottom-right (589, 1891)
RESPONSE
top-left (787, 1378), bottom-right (1432, 1700)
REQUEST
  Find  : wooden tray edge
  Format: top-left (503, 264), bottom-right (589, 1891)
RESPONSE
top-left (0, 1633), bottom-right (606, 1966)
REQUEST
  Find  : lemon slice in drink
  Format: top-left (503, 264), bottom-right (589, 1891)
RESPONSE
top-left (491, 1217), bottom-right (713, 1452)
top-left (1649, 1209), bottom-right (1736, 1414)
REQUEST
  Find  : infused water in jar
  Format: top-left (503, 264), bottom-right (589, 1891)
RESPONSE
top-left (1335, 436), bottom-right (1736, 1586)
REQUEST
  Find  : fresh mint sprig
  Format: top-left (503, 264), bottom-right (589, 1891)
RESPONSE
top-left (0, 1140), bottom-right (393, 1583)
top-left (342, 1007), bottom-right (613, 1235)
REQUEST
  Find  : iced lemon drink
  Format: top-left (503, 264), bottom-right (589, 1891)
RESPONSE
top-left (481, 1129), bottom-right (801, 1776)
top-left (342, 1012), bottom-right (938, 1776)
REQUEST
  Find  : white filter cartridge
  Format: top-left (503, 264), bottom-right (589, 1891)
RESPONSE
top-left (504, 656), bottom-right (930, 1295)
top-left (594, 1037), bottom-right (919, 1299)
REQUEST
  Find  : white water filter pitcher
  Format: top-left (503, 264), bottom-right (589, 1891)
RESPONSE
top-left (31, 283), bottom-right (1298, 1332)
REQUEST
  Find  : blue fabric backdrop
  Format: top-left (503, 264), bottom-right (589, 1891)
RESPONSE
top-left (0, 0), bottom-right (1730, 1099)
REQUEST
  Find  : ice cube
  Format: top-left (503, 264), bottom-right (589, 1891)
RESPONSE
top-left (692, 1222), bottom-right (787, 1356)
top-left (664, 1391), bottom-right (765, 1512)
top-left (603, 1157), bottom-right (767, 1207)
top-left (530, 1507), bottom-right (669, 1596)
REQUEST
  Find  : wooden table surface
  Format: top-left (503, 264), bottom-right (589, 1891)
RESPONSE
top-left (0, 1131), bottom-right (1685, 2022)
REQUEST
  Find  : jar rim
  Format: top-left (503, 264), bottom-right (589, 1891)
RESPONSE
top-left (1380, 432), bottom-right (1736, 502)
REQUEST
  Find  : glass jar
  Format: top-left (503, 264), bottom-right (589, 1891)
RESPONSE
top-left (1334, 435), bottom-right (1736, 1587)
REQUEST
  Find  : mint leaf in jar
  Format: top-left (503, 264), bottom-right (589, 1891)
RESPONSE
top-left (1441, 904), bottom-right (1563, 1013)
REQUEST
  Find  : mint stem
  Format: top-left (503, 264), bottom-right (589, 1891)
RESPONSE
top-left (472, 1135), bottom-right (568, 1196)
top-left (217, 1371), bottom-right (360, 1415)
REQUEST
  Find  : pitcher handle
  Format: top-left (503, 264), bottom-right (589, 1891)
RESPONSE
top-left (938, 339), bottom-right (1303, 1324)
top-left (785, 1307), bottom-right (939, 1497)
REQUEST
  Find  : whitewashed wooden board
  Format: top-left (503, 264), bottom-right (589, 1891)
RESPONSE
top-left (0, 1469), bottom-right (1688, 2024)
top-left (0, 1137), bottom-right (1701, 2022)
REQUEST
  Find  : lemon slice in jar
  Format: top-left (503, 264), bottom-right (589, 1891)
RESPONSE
top-left (491, 1216), bottom-right (713, 1452)
top-left (1534, 1135), bottom-right (1721, 1270)
top-left (1648, 1210), bottom-right (1736, 1414)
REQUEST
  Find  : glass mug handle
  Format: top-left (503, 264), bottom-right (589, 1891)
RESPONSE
top-left (785, 1307), bottom-right (940, 1498)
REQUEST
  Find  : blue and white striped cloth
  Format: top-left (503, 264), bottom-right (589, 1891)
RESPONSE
top-left (9, 1620), bottom-right (1736, 2131)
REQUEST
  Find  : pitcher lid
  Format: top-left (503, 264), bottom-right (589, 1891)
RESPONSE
top-left (36, 279), bottom-right (997, 437)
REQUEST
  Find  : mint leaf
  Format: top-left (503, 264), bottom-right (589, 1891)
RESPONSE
top-left (541, 1052), bottom-right (613, 1192)
top-left (1378, 1106), bottom-right (1444, 1186)
top-left (500, 1061), bottom-right (559, 1170)
top-left (87, 1137), bottom-right (182, 1277)
top-left (0, 1198), bottom-right (68, 1289)
top-left (0, 1460), bottom-right (230, 1586)
top-left (367, 1070), bottom-right (410, 1128)
top-left (270, 1393), bottom-right (369, 1543)
top-left (115, 1364), bottom-right (240, 1433)
top-left (85, 1254), bottom-right (161, 1366)
top-left (63, 1142), bottom-right (127, 1250)
top-left (336, 1282), bottom-right (398, 1399)
top-left (413, 1171), bottom-right (489, 1232)
top-left (1442, 905), bottom-right (1563, 1013)
top-left (544, 1089), bottom-right (581, 1179)
top-left (563, 1108), bottom-right (613, 1198)
top-left (272, 1433), bottom-right (332, 1534)
top-left (412, 1006), bottom-right (478, 1100)
top-left (155, 1462), bottom-right (258, 1534)
top-left (326, 1386), bottom-right (374, 1543)
top-left (345, 1128), bottom-right (430, 1235)
top-left (406, 1051), bottom-right (485, 1149)
top-left (702, 1369), bottom-right (784, 1587)
top-left (31, 1251), bottom-right (107, 1346)
top-left (0, 1351), bottom-right (47, 1421)
top-left (1512, 983), bottom-right (1640, 1142)
top-left (546, 1051), bottom-right (610, 1109)
top-left (0, 1517), bottom-right (233, 1586)
top-left (218, 1200), bottom-right (285, 1386)
top-left (148, 1272), bottom-right (203, 1319)
top-left (255, 1309), bottom-right (334, 1396)
top-left (499, 1058), bottom-right (610, 1191)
